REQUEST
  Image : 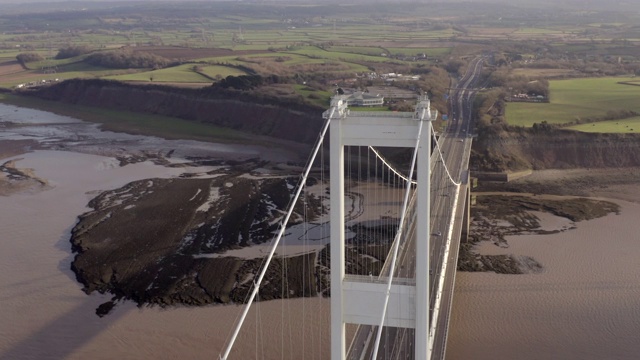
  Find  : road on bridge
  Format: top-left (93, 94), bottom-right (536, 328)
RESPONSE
top-left (346, 56), bottom-right (484, 360)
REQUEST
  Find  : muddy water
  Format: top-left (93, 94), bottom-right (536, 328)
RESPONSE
top-left (0, 105), bottom-right (329, 359)
top-left (5, 103), bottom-right (640, 359)
top-left (0, 102), bottom-right (298, 162)
top-left (447, 201), bottom-right (640, 360)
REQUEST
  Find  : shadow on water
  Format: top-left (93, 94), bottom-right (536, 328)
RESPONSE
top-left (0, 297), bottom-right (129, 360)
top-left (55, 222), bottom-right (81, 283)
top-left (0, 219), bottom-right (132, 360)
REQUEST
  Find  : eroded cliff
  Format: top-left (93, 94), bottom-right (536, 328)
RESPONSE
top-left (472, 127), bottom-right (640, 171)
top-left (25, 79), bottom-right (324, 145)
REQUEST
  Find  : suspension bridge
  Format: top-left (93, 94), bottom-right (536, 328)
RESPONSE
top-left (218, 57), bottom-right (484, 360)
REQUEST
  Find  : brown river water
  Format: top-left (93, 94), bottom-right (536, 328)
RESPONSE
top-left (2, 103), bottom-right (640, 359)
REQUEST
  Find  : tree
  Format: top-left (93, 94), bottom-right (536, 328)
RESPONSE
top-left (444, 59), bottom-right (465, 75)
top-left (216, 75), bottom-right (264, 90)
top-left (16, 52), bottom-right (43, 66)
top-left (85, 50), bottom-right (169, 69)
top-left (55, 45), bottom-right (92, 59)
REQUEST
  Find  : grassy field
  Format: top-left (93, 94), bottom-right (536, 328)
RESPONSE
top-left (387, 47), bottom-right (451, 57)
top-left (510, 67), bottom-right (578, 78)
top-left (286, 46), bottom-right (391, 63)
top-left (514, 27), bottom-right (563, 35)
top-left (0, 93), bottom-right (253, 144)
top-left (506, 77), bottom-right (640, 127)
top-left (566, 117), bottom-right (640, 133)
top-left (105, 64), bottom-right (212, 83)
top-left (293, 84), bottom-right (332, 107)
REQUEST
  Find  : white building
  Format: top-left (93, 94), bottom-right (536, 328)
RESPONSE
top-left (345, 91), bottom-right (384, 107)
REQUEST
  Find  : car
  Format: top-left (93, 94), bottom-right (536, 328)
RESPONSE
top-left (458, 139), bottom-right (463, 142)
top-left (433, 231), bottom-right (442, 236)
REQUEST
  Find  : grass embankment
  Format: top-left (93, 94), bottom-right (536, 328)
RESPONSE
top-left (0, 93), bottom-right (252, 144)
top-left (293, 84), bottom-right (332, 108)
top-left (506, 77), bottom-right (640, 131)
top-left (566, 116), bottom-right (640, 132)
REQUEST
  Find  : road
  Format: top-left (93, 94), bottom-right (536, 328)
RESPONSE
top-left (429, 56), bottom-right (483, 360)
top-left (346, 56), bottom-right (484, 360)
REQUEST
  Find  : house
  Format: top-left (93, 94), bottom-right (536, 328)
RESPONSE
top-left (345, 91), bottom-right (384, 107)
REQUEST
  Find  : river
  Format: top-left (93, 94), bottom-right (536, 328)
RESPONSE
top-left (3, 103), bottom-right (640, 359)
top-left (447, 199), bottom-right (640, 359)
top-left (0, 103), bottom-right (328, 359)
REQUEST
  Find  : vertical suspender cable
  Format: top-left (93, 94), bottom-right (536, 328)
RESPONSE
top-left (371, 119), bottom-right (424, 360)
top-left (220, 116), bottom-right (331, 360)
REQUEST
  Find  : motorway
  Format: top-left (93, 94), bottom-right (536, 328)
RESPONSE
top-left (429, 56), bottom-right (483, 360)
top-left (346, 56), bottom-right (484, 360)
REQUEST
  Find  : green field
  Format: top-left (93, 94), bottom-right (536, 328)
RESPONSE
top-left (286, 47), bottom-right (396, 64)
top-left (566, 117), bottom-right (640, 133)
top-left (293, 84), bottom-right (332, 107)
top-left (385, 47), bottom-right (451, 57)
top-left (106, 64), bottom-right (212, 83)
top-left (506, 77), bottom-right (640, 127)
top-left (514, 27), bottom-right (563, 35)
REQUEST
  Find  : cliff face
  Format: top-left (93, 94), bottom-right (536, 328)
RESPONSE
top-left (27, 79), bottom-right (324, 144)
top-left (27, 79), bottom-right (640, 171)
top-left (472, 128), bottom-right (640, 171)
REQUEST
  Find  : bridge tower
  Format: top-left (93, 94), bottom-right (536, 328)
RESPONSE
top-left (325, 95), bottom-right (436, 360)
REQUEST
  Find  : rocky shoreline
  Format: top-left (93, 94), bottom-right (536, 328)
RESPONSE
top-left (0, 156), bottom-right (49, 195)
top-left (67, 155), bottom-right (398, 316)
top-left (68, 159), bottom-right (311, 315)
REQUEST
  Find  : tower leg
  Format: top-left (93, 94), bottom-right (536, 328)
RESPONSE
top-left (330, 115), bottom-right (346, 360)
top-left (415, 119), bottom-right (431, 360)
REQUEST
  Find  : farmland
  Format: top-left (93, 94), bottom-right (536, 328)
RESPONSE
top-left (0, 2), bottom-right (465, 91)
top-left (1, 1), bottom-right (640, 132)
top-left (566, 117), bottom-right (640, 133)
top-left (505, 77), bottom-right (640, 128)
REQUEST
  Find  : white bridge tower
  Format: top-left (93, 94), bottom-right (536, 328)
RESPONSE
top-left (325, 95), bottom-right (436, 360)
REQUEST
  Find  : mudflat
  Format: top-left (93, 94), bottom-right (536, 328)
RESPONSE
top-left (0, 104), bottom-right (333, 359)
